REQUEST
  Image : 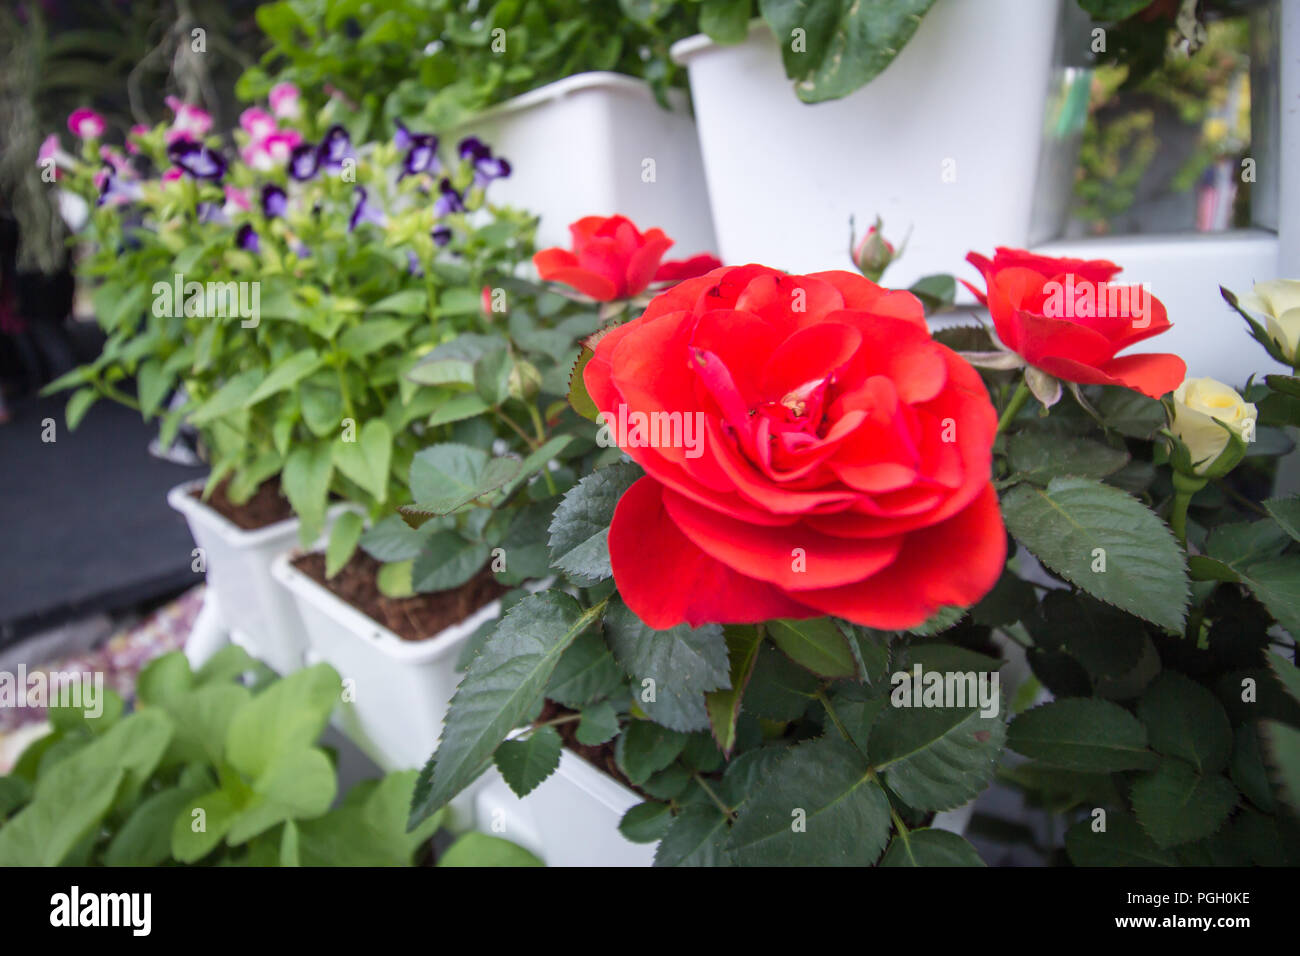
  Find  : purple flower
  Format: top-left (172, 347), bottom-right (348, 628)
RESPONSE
top-left (236, 223), bottom-right (260, 253)
top-left (167, 139), bottom-right (227, 180)
top-left (407, 250), bottom-right (424, 277)
top-left (431, 225), bottom-right (452, 247)
top-left (433, 178), bottom-right (464, 217)
top-left (288, 143), bottom-right (319, 181)
top-left (319, 125), bottom-right (353, 171)
top-left (96, 166), bottom-right (142, 207)
top-left (457, 135), bottom-right (511, 186)
top-left (196, 202), bottom-right (227, 224)
top-left (394, 120), bottom-right (414, 151)
top-left (348, 186), bottom-right (386, 232)
top-left (261, 184), bottom-right (287, 218)
top-left (399, 125), bottom-right (441, 180)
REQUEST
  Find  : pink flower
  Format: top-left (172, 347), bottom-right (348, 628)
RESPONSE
top-left (38, 134), bottom-right (60, 163)
top-left (161, 167), bottom-right (182, 183)
top-left (125, 124), bottom-right (149, 155)
top-left (165, 98), bottom-right (212, 144)
top-left (223, 185), bottom-right (251, 216)
top-left (269, 82), bottom-right (301, 120)
top-left (67, 108), bottom-right (105, 139)
top-left (242, 129), bottom-right (302, 171)
top-left (99, 146), bottom-right (133, 175)
top-left (239, 107), bottom-right (277, 142)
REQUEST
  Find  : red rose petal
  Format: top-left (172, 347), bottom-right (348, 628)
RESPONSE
top-left (794, 484), bottom-right (1006, 629)
top-left (609, 477), bottom-right (814, 628)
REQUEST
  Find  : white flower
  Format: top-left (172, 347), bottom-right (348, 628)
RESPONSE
top-left (1170, 377), bottom-right (1256, 474)
top-left (1239, 279), bottom-right (1300, 363)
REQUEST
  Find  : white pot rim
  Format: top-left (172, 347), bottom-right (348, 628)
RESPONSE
top-left (167, 478), bottom-right (302, 546)
top-left (167, 478), bottom-right (353, 547)
top-left (463, 71), bottom-right (688, 126)
top-left (502, 725), bottom-right (643, 816)
top-left (270, 550), bottom-right (500, 663)
top-left (669, 19), bottom-right (770, 65)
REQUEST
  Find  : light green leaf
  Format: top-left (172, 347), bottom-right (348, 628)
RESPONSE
top-left (326, 511), bottom-right (365, 578)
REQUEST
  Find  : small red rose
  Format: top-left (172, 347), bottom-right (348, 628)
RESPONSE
top-left (963, 247), bottom-right (1186, 399)
top-left (585, 264), bottom-right (1006, 630)
top-left (534, 215), bottom-right (720, 301)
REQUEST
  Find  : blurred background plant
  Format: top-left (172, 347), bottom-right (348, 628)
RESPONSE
top-left (1069, 1), bottom-right (1258, 236)
top-left (0, 0), bottom-right (265, 273)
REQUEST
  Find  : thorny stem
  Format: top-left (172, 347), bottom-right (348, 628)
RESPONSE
top-left (1215, 479), bottom-right (1270, 517)
top-left (526, 402), bottom-right (558, 495)
top-left (493, 407), bottom-right (537, 450)
top-left (997, 379), bottom-right (1032, 434)
top-left (1170, 491), bottom-right (1193, 551)
top-left (693, 773), bottom-right (736, 820)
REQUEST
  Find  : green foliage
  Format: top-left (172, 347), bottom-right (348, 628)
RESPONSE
top-left (243, 0), bottom-right (706, 130)
top-left (0, 651), bottom-right (439, 866)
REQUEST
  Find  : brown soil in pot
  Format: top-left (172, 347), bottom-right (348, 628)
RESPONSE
top-left (191, 476), bottom-right (294, 530)
top-left (292, 550), bottom-right (507, 642)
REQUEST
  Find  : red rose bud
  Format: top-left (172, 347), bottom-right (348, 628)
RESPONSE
top-left (852, 217), bottom-right (897, 282)
top-left (963, 246), bottom-right (1186, 400)
top-left (585, 264), bottom-right (1005, 631)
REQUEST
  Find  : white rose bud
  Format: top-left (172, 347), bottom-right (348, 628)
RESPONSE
top-left (1170, 377), bottom-right (1256, 474)
top-left (1238, 279), bottom-right (1300, 363)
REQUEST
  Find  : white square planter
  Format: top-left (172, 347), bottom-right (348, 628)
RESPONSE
top-left (270, 551), bottom-right (503, 774)
top-left (474, 751), bottom-right (656, 867)
top-left (167, 480), bottom-right (342, 675)
top-left (671, 0), bottom-right (1066, 287)
top-left (454, 72), bottom-right (718, 257)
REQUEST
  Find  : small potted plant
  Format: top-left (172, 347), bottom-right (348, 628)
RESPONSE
top-left (42, 91), bottom-right (535, 674)
top-left (405, 218), bottom-right (1300, 865)
top-left (241, 0), bottom-right (719, 255)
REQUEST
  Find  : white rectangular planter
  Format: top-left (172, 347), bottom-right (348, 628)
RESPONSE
top-left (454, 72), bottom-right (718, 258)
top-left (672, 0), bottom-right (1066, 287)
top-left (270, 551), bottom-right (503, 774)
top-left (474, 745), bottom-right (974, 867)
top-left (474, 751), bottom-right (656, 867)
top-left (168, 480), bottom-right (332, 675)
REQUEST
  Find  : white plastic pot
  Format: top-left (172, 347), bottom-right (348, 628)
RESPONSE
top-left (473, 751), bottom-right (656, 867)
top-left (269, 551), bottom-right (503, 774)
top-left (167, 480), bottom-right (342, 675)
top-left (453, 72), bottom-right (718, 257)
top-left (474, 746), bottom-right (973, 867)
top-left (671, 0), bottom-right (1066, 287)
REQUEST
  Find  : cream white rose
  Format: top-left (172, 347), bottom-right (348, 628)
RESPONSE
top-left (1171, 377), bottom-right (1257, 474)
top-left (1239, 279), bottom-right (1300, 363)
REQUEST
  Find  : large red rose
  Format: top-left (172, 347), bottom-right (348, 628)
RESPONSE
top-left (584, 264), bottom-right (1006, 630)
top-left (534, 215), bottom-right (720, 301)
top-left (964, 247), bottom-right (1186, 399)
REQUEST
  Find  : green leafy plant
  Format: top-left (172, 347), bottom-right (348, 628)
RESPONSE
top-left (0, 648), bottom-right (442, 865)
top-left (43, 93), bottom-right (557, 577)
top-left (239, 0), bottom-right (706, 132)
top-left (404, 247), bottom-right (1299, 867)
